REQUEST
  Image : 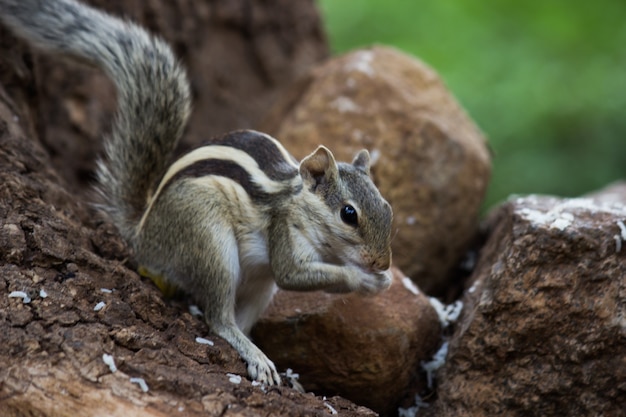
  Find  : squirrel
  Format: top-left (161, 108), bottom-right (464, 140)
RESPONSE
top-left (0, 0), bottom-right (393, 385)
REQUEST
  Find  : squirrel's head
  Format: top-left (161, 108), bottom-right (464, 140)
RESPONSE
top-left (299, 146), bottom-right (393, 273)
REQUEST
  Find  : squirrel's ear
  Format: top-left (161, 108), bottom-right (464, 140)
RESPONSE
top-left (352, 149), bottom-right (371, 175)
top-left (300, 146), bottom-right (339, 187)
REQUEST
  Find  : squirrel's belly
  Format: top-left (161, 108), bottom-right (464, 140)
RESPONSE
top-left (235, 230), bottom-right (276, 333)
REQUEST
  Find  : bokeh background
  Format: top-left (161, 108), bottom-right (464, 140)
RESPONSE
top-left (318, 0), bottom-right (626, 211)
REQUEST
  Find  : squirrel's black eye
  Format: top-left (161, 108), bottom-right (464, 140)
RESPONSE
top-left (340, 204), bottom-right (358, 226)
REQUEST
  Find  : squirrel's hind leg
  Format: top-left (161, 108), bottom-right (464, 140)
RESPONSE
top-left (186, 214), bottom-right (281, 386)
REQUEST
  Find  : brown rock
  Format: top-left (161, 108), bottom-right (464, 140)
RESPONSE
top-left (428, 184), bottom-right (626, 416)
top-left (252, 267), bottom-right (442, 416)
top-left (262, 46), bottom-right (491, 294)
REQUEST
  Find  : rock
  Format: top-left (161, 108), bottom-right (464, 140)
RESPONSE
top-left (261, 46), bottom-right (491, 294)
top-left (252, 267), bottom-right (442, 416)
top-left (428, 184), bottom-right (626, 416)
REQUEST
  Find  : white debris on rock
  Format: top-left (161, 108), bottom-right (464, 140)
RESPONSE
top-left (518, 207), bottom-right (573, 231)
top-left (227, 373), bottom-right (242, 384)
top-left (251, 380), bottom-right (267, 393)
top-left (398, 394), bottom-right (430, 417)
top-left (615, 235), bottom-right (623, 253)
top-left (285, 368), bottom-right (299, 380)
top-left (9, 291), bottom-right (31, 304)
top-left (429, 298), bottom-right (463, 328)
top-left (468, 280), bottom-right (480, 294)
top-left (324, 401), bottom-right (338, 415)
top-left (345, 50), bottom-right (375, 77)
top-left (283, 368), bottom-right (305, 392)
top-left (330, 96), bottom-right (361, 113)
top-left (94, 301), bottom-right (106, 312)
top-left (369, 149), bottom-right (381, 166)
top-left (102, 353), bottom-right (117, 373)
top-left (130, 377), bottom-right (149, 392)
top-left (421, 341), bottom-right (449, 389)
top-left (402, 277), bottom-right (420, 295)
top-left (195, 337), bottom-right (214, 346)
top-left (39, 289), bottom-right (48, 298)
top-left (617, 220), bottom-right (626, 240)
top-left (188, 305), bottom-right (203, 317)
top-left (100, 288), bottom-right (113, 293)
top-left (516, 196), bottom-right (626, 231)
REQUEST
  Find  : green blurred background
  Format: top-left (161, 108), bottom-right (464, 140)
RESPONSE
top-left (317, 0), bottom-right (626, 211)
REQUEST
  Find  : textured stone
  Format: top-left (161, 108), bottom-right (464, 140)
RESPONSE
top-left (252, 267), bottom-right (442, 416)
top-left (262, 46), bottom-right (491, 293)
top-left (428, 183), bottom-right (626, 417)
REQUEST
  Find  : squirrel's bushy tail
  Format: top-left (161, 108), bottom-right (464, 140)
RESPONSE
top-left (0, 0), bottom-right (191, 242)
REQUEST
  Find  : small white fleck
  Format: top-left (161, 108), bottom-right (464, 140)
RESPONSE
top-left (615, 235), bottom-right (622, 253)
top-left (13, 115), bottom-right (19, 122)
top-left (330, 96), bottom-right (360, 113)
top-left (445, 300), bottom-right (463, 322)
top-left (345, 50), bottom-right (375, 77)
top-left (39, 289), bottom-right (48, 298)
top-left (188, 305), bottom-right (203, 316)
top-left (251, 380), bottom-right (267, 392)
top-left (401, 277), bottom-right (419, 295)
top-left (406, 216), bottom-right (416, 225)
top-left (468, 281), bottom-right (480, 294)
top-left (398, 394), bottom-right (430, 417)
top-left (550, 215), bottom-right (573, 230)
top-left (178, 406), bottom-right (184, 412)
top-left (195, 337), bottom-right (214, 346)
top-left (294, 308), bottom-right (302, 313)
top-left (129, 377), bottom-right (149, 392)
top-left (324, 402), bottom-right (338, 415)
top-left (227, 373), bottom-right (242, 384)
top-left (617, 220), bottom-right (626, 241)
top-left (100, 288), bottom-right (113, 293)
top-left (421, 341), bottom-right (449, 389)
top-left (285, 368), bottom-right (299, 380)
top-left (94, 301), bottom-right (106, 312)
top-left (102, 353), bottom-right (117, 373)
top-left (9, 291), bottom-right (31, 304)
top-left (369, 149), bottom-right (381, 166)
top-left (429, 298), bottom-right (463, 328)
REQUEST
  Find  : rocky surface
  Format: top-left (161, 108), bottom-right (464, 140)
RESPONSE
top-left (426, 184), bottom-right (626, 416)
top-left (262, 46), bottom-right (492, 294)
top-left (253, 267), bottom-right (442, 416)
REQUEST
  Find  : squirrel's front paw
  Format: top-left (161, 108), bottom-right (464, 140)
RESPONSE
top-left (247, 353), bottom-right (281, 386)
top-left (357, 268), bottom-right (392, 294)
